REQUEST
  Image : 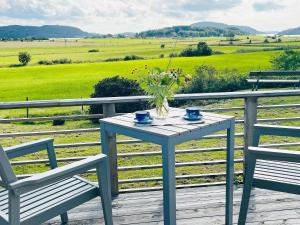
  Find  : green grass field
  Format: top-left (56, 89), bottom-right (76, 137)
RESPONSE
top-left (1, 35), bottom-right (299, 67)
top-left (0, 35), bottom-right (299, 189)
top-left (0, 50), bottom-right (283, 101)
top-left (1, 35), bottom-right (300, 102)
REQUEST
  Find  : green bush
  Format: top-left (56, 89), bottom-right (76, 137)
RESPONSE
top-left (38, 58), bottom-right (72, 65)
top-left (19, 52), bottom-right (31, 65)
top-left (52, 119), bottom-right (65, 126)
top-left (179, 42), bottom-right (212, 57)
top-left (103, 58), bottom-right (123, 62)
top-left (38, 60), bottom-right (53, 65)
top-left (52, 58), bottom-right (72, 64)
top-left (89, 76), bottom-right (148, 121)
top-left (88, 49), bottom-right (99, 52)
top-left (124, 55), bottom-right (144, 61)
top-left (270, 50), bottom-right (300, 71)
top-left (180, 65), bottom-right (247, 94)
top-left (169, 52), bottom-right (178, 58)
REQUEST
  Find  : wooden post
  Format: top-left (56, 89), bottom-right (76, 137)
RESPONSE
top-left (243, 97), bottom-right (258, 173)
top-left (102, 103), bottom-right (118, 196)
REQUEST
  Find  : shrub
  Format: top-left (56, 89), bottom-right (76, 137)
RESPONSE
top-left (124, 55), bottom-right (144, 61)
top-left (160, 54), bottom-right (164, 58)
top-left (9, 64), bottom-right (24, 68)
top-left (103, 58), bottom-right (123, 62)
top-left (264, 38), bottom-right (269, 43)
top-left (179, 48), bottom-right (195, 57)
top-left (89, 76), bottom-right (148, 121)
top-left (169, 53), bottom-right (178, 58)
top-left (19, 52), bottom-right (31, 65)
top-left (38, 60), bottom-right (53, 65)
top-left (88, 49), bottom-right (99, 52)
top-left (52, 58), bottom-right (72, 64)
top-left (180, 65), bottom-right (247, 94)
top-left (38, 58), bottom-right (72, 65)
top-left (179, 42), bottom-right (212, 57)
top-left (196, 42), bottom-right (213, 56)
top-left (160, 44), bottom-right (165, 48)
top-left (270, 50), bottom-right (300, 71)
top-left (52, 119), bottom-right (65, 126)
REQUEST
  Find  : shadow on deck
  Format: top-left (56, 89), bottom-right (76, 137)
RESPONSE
top-left (45, 185), bottom-right (300, 225)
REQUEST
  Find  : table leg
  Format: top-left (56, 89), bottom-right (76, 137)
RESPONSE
top-left (162, 139), bottom-right (176, 225)
top-left (226, 119), bottom-right (235, 225)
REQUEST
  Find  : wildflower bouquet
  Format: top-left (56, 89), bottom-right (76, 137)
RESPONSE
top-left (134, 66), bottom-right (187, 118)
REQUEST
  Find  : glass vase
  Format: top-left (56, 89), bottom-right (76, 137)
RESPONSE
top-left (156, 97), bottom-right (169, 119)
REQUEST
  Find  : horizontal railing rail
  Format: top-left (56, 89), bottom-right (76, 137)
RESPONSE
top-left (1, 103), bottom-right (300, 124)
top-left (8, 141), bottom-right (300, 165)
top-left (1, 90), bottom-right (300, 109)
top-left (1, 89), bottom-right (300, 193)
top-left (249, 71), bottom-right (300, 77)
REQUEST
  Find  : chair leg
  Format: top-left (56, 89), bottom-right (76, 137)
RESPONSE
top-left (60, 212), bottom-right (68, 224)
top-left (97, 159), bottom-right (113, 225)
top-left (238, 156), bottom-right (256, 225)
top-left (9, 191), bottom-right (20, 225)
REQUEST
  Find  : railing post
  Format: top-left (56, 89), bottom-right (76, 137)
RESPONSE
top-left (26, 97), bottom-right (29, 118)
top-left (243, 97), bottom-right (258, 172)
top-left (102, 103), bottom-right (118, 195)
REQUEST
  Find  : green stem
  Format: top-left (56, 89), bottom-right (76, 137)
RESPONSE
top-left (166, 38), bottom-right (178, 71)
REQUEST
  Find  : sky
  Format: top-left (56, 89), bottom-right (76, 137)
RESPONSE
top-left (0, 0), bottom-right (298, 34)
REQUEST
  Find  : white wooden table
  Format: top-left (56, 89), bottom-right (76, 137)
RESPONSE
top-left (100, 108), bottom-right (235, 225)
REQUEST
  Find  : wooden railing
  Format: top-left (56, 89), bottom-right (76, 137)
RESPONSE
top-left (248, 71), bottom-right (300, 90)
top-left (1, 89), bottom-right (300, 193)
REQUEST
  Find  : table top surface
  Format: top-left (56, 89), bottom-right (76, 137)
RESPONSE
top-left (100, 108), bottom-right (234, 137)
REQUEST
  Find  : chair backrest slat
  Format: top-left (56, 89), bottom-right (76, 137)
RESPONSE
top-left (0, 145), bottom-right (17, 186)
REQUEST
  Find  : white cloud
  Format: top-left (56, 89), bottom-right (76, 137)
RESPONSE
top-left (0, 0), bottom-right (298, 33)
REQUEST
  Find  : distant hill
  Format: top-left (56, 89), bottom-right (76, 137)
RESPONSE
top-left (0, 25), bottom-right (97, 39)
top-left (136, 25), bottom-right (248, 38)
top-left (191, 21), bottom-right (261, 34)
top-left (278, 27), bottom-right (300, 35)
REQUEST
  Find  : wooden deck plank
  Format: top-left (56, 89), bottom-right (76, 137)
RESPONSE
top-left (43, 185), bottom-right (300, 225)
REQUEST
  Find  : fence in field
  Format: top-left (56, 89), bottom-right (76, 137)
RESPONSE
top-left (0, 90), bottom-right (300, 193)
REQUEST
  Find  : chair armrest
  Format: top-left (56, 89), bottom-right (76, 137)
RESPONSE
top-left (248, 146), bottom-right (300, 163)
top-left (4, 138), bottom-right (54, 159)
top-left (9, 154), bottom-right (107, 194)
top-left (254, 124), bottom-right (300, 138)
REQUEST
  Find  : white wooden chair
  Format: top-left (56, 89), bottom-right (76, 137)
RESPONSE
top-left (0, 138), bottom-right (113, 225)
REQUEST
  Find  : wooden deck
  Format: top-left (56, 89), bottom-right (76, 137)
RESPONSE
top-left (44, 185), bottom-right (300, 225)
